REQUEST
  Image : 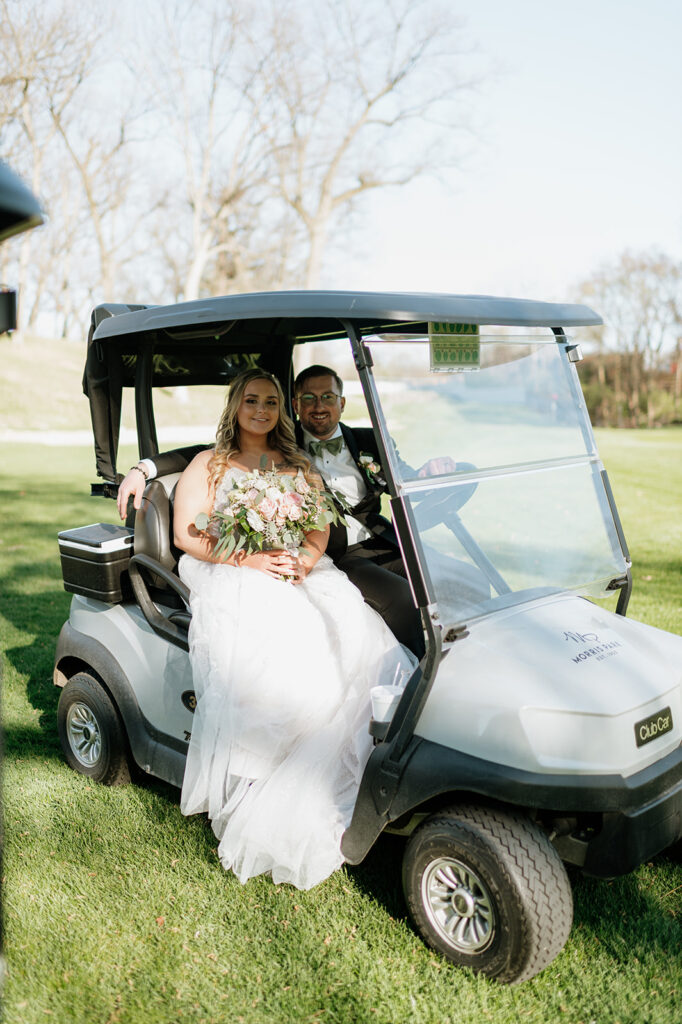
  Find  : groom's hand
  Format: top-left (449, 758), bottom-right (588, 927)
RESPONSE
top-left (117, 467), bottom-right (147, 519)
top-left (417, 456), bottom-right (458, 478)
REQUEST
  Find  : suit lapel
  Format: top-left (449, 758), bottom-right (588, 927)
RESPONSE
top-left (340, 422), bottom-right (361, 466)
top-left (342, 423), bottom-right (387, 498)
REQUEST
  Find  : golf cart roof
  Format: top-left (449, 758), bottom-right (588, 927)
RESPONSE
top-left (84, 290), bottom-right (601, 483)
top-left (92, 290), bottom-right (602, 344)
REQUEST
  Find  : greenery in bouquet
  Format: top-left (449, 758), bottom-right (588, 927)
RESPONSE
top-left (195, 461), bottom-right (344, 562)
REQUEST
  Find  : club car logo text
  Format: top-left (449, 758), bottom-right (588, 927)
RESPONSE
top-left (634, 707), bottom-right (673, 748)
top-left (563, 630), bottom-right (624, 664)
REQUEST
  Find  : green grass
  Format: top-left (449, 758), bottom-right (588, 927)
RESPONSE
top-left (1, 436), bottom-right (681, 1024)
top-left (595, 427), bottom-right (682, 634)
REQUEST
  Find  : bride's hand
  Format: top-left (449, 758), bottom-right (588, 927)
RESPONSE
top-left (239, 549), bottom-right (301, 580)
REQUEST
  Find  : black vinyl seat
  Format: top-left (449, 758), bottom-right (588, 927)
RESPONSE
top-left (128, 473), bottom-right (192, 651)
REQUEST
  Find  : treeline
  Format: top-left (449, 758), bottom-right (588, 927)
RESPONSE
top-left (576, 250), bottom-right (682, 427)
top-left (579, 351), bottom-right (682, 428)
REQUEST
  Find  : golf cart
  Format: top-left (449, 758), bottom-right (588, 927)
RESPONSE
top-left (54, 291), bottom-right (682, 984)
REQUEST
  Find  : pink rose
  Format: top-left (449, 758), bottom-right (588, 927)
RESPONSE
top-left (258, 497), bottom-right (277, 521)
top-left (295, 472), bottom-right (311, 495)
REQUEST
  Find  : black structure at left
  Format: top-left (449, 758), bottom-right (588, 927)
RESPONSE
top-left (0, 159), bottom-right (44, 333)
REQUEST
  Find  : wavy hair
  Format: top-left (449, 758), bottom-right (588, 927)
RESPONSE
top-left (208, 368), bottom-right (310, 487)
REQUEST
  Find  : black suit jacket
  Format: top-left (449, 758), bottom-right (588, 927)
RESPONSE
top-left (147, 423), bottom-right (399, 560)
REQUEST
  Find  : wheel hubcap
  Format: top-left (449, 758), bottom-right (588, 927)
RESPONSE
top-left (66, 702), bottom-right (102, 767)
top-left (422, 857), bottom-right (495, 953)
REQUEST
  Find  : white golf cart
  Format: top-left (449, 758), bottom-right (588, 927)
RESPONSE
top-left (54, 292), bottom-right (682, 984)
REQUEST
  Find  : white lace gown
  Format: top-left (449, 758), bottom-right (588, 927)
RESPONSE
top-left (179, 468), bottom-right (417, 890)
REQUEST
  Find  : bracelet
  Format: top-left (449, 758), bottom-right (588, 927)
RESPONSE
top-left (130, 464), bottom-right (149, 480)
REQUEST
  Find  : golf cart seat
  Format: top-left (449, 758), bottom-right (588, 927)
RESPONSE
top-left (128, 473), bottom-right (192, 651)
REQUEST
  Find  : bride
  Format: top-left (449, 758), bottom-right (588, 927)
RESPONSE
top-left (173, 368), bottom-right (417, 890)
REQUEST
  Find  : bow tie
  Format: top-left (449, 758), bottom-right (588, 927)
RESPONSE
top-left (308, 436), bottom-right (344, 457)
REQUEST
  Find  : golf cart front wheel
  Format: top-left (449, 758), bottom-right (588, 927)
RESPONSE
top-left (57, 672), bottom-right (131, 785)
top-left (402, 805), bottom-right (573, 984)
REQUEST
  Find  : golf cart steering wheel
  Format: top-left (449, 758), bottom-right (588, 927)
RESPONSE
top-left (411, 462), bottom-right (478, 530)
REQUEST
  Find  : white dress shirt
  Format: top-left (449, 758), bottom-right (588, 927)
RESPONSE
top-left (301, 426), bottom-right (372, 546)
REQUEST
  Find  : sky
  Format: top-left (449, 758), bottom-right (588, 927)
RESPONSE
top-left (324, 0), bottom-right (682, 306)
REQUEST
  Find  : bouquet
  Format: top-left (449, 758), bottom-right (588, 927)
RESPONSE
top-left (195, 461), bottom-right (343, 567)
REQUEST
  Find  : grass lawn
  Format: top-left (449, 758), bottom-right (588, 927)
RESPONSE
top-left (1, 434), bottom-right (681, 1024)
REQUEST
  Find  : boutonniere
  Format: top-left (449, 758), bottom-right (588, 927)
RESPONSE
top-left (358, 452), bottom-right (386, 487)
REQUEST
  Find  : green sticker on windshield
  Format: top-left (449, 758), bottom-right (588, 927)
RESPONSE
top-left (429, 323), bottom-right (480, 372)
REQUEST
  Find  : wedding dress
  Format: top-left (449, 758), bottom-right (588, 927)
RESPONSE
top-left (179, 467), bottom-right (417, 890)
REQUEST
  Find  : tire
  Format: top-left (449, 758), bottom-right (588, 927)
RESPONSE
top-left (57, 672), bottom-right (131, 785)
top-left (402, 804), bottom-right (573, 984)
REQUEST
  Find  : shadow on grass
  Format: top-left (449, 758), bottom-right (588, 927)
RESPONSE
top-left (570, 861), bottom-right (681, 960)
top-left (2, 722), bottom-right (62, 759)
top-left (3, 602), bottom-right (66, 730)
top-left (345, 833), bottom-right (407, 920)
top-left (1, 567), bottom-right (75, 767)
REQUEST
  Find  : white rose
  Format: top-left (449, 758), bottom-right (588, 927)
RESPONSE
top-left (246, 509), bottom-right (265, 532)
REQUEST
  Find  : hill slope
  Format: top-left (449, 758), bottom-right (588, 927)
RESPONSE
top-left (1, 334), bottom-right (224, 434)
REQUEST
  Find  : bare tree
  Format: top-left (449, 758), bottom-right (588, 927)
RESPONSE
top-left (577, 250), bottom-right (682, 427)
top-left (0, 0), bottom-right (144, 333)
top-left (0, 0), bottom-right (75, 330)
top-left (250, 0), bottom-right (479, 287)
top-left (134, 0), bottom-right (285, 302)
top-left (2, 0), bottom-right (484, 334)
top-left (139, 0), bottom-right (480, 298)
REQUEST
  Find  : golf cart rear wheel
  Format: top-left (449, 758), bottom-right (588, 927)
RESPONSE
top-left (57, 672), bottom-right (131, 785)
top-left (402, 805), bottom-right (573, 984)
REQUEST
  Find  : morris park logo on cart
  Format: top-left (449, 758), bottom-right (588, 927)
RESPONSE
top-left (563, 630), bottom-right (624, 664)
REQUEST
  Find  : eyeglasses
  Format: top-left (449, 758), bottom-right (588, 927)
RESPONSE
top-left (297, 392), bottom-right (341, 407)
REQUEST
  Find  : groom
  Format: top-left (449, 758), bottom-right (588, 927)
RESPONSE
top-left (117, 364), bottom-right (425, 658)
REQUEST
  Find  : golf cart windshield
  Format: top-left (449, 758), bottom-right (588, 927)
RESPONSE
top-left (364, 331), bottom-right (628, 627)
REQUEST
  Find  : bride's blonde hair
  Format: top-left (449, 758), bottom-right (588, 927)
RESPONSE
top-left (208, 368), bottom-right (311, 486)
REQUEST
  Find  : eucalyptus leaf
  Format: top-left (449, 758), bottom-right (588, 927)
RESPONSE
top-left (195, 512), bottom-right (209, 531)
